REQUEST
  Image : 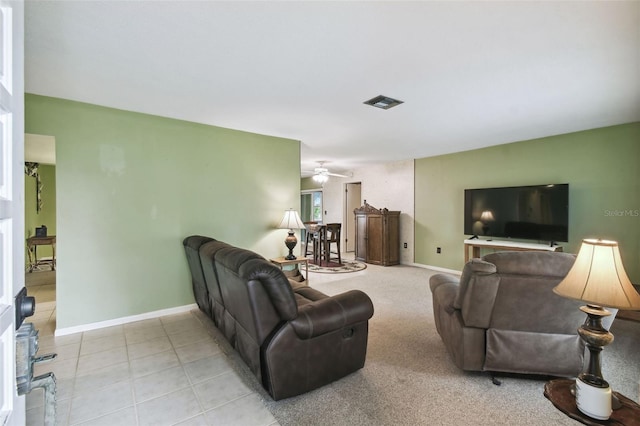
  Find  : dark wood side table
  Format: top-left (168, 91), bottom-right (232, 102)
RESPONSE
top-left (544, 379), bottom-right (640, 426)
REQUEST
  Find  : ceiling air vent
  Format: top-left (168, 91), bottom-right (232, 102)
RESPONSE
top-left (363, 95), bottom-right (404, 110)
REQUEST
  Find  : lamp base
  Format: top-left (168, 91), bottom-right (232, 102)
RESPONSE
top-left (575, 375), bottom-right (612, 420)
top-left (284, 230), bottom-right (298, 260)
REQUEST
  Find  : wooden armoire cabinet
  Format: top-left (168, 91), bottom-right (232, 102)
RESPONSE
top-left (354, 202), bottom-right (400, 266)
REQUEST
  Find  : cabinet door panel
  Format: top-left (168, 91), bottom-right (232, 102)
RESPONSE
top-left (387, 215), bottom-right (400, 264)
top-left (355, 215), bottom-right (367, 261)
top-left (367, 216), bottom-right (383, 264)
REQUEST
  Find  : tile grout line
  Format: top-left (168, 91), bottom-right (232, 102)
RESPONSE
top-left (131, 325), bottom-right (196, 421)
top-left (125, 329), bottom-right (141, 426)
top-left (185, 311), bottom-right (279, 424)
top-left (166, 313), bottom-right (209, 421)
top-left (164, 312), bottom-right (256, 424)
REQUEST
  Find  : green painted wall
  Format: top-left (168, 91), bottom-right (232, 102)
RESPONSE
top-left (415, 123), bottom-right (640, 282)
top-left (26, 94), bottom-right (301, 329)
top-left (25, 164), bottom-right (56, 261)
top-left (301, 177), bottom-right (319, 191)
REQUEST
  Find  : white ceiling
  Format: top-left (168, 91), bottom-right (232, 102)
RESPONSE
top-left (24, 1), bottom-right (640, 176)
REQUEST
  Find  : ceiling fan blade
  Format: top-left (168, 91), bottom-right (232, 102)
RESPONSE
top-left (304, 162), bottom-right (352, 179)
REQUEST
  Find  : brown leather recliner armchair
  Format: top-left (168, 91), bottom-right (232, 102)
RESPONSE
top-left (183, 236), bottom-right (374, 400)
top-left (429, 251), bottom-right (616, 377)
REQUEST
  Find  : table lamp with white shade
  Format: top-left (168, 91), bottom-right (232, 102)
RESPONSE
top-left (277, 209), bottom-right (306, 260)
top-left (553, 238), bottom-right (640, 420)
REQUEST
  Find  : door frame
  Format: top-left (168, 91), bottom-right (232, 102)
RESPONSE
top-left (344, 182), bottom-right (361, 252)
top-left (0, 1), bottom-right (25, 424)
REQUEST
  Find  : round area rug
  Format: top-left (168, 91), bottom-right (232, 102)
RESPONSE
top-left (307, 260), bottom-right (367, 274)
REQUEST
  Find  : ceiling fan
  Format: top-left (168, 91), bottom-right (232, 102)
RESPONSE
top-left (306, 161), bottom-right (350, 183)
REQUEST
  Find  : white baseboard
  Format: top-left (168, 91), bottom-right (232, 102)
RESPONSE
top-left (55, 303), bottom-right (198, 337)
top-left (409, 262), bottom-right (462, 276)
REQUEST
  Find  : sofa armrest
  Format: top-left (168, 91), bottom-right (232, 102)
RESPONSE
top-left (461, 273), bottom-right (500, 328)
top-left (290, 290), bottom-right (374, 339)
top-left (429, 274), bottom-right (459, 315)
top-left (454, 259), bottom-right (497, 309)
top-left (429, 273), bottom-right (460, 291)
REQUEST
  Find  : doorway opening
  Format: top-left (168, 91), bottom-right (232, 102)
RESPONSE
top-left (344, 182), bottom-right (361, 252)
top-left (24, 134), bottom-right (57, 334)
top-left (301, 190), bottom-right (323, 223)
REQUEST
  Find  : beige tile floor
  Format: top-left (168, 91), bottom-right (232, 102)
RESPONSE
top-left (24, 271), bottom-right (279, 426)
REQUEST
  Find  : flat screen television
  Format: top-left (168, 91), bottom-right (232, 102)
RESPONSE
top-left (464, 183), bottom-right (569, 243)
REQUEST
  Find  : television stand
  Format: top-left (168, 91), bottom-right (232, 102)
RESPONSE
top-left (464, 239), bottom-right (563, 262)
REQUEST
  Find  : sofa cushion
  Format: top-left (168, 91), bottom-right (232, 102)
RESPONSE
top-left (489, 274), bottom-right (583, 334)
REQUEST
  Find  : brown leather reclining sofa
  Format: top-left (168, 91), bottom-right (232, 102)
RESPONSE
top-left (183, 235), bottom-right (374, 400)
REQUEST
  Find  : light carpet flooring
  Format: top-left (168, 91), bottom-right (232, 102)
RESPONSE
top-left (24, 256), bottom-right (640, 426)
top-left (216, 261), bottom-right (640, 425)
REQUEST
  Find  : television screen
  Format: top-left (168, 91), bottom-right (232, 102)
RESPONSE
top-left (464, 183), bottom-right (569, 242)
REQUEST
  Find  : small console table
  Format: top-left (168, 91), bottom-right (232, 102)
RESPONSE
top-left (270, 256), bottom-right (309, 283)
top-left (26, 235), bottom-right (56, 272)
top-left (464, 238), bottom-right (563, 262)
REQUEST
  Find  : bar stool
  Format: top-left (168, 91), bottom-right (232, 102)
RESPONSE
top-left (303, 222), bottom-right (320, 258)
top-left (322, 223), bottom-right (342, 265)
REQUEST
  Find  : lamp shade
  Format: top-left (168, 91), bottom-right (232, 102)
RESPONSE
top-left (480, 210), bottom-right (495, 221)
top-left (277, 209), bottom-right (306, 230)
top-left (553, 239), bottom-right (640, 310)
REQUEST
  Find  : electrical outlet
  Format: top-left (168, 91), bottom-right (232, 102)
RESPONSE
top-left (403, 242), bottom-right (407, 248)
top-left (437, 247), bottom-right (441, 254)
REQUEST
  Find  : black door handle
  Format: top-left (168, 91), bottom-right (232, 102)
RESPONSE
top-left (15, 287), bottom-right (35, 329)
